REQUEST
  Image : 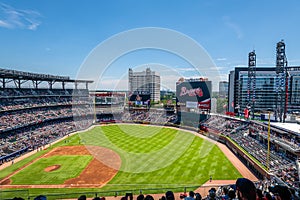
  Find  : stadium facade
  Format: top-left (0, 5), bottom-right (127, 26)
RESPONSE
top-left (228, 66), bottom-right (300, 118)
top-left (128, 68), bottom-right (160, 102)
top-left (90, 91), bottom-right (126, 113)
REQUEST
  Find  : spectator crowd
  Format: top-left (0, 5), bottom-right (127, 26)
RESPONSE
top-left (204, 115), bottom-right (300, 191)
top-left (11, 178), bottom-right (300, 200)
top-left (2, 88), bottom-right (300, 197)
top-left (0, 88), bottom-right (93, 165)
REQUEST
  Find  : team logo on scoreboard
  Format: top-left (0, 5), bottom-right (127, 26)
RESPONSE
top-left (179, 87), bottom-right (203, 97)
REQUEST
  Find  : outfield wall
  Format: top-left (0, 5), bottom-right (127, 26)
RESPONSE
top-left (1, 120), bottom-right (267, 183)
top-left (204, 131), bottom-right (269, 179)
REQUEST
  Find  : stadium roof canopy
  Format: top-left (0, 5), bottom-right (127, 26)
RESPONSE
top-left (270, 122), bottom-right (300, 136)
top-left (0, 68), bottom-right (93, 89)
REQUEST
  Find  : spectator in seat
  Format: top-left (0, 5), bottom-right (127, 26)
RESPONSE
top-left (227, 188), bottom-right (236, 200)
top-left (126, 193), bottom-right (133, 200)
top-left (144, 195), bottom-right (154, 200)
top-left (235, 178), bottom-right (256, 200)
top-left (34, 195), bottom-right (47, 200)
top-left (269, 185), bottom-right (292, 200)
top-left (256, 189), bottom-right (266, 200)
top-left (221, 187), bottom-right (229, 200)
top-left (137, 194), bottom-right (144, 200)
top-left (160, 196), bottom-right (167, 200)
top-left (166, 191), bottom-right (175, 200)
top-left (195, 193), bottom-right (202, 200)
top-left (78, 195), bottom-right (86, 200)
top-left (206, 188), bottom-right (219, 200)
top-left (263, 193), bottom-right (272, 200)
top-left (180, 193), bottom-right (187, 199)
top-left (185, 191), bottom-right (195, 200)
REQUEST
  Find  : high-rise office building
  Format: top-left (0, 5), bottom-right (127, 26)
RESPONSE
top-left (128, 68), bottom-right (160, 102)
top-left (228, 66), bottom-right (300, 115)
top-left (219, 81), bottom-right (228, 97)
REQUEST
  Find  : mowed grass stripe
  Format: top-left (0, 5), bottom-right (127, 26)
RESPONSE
top-left (101, 125), bottom-right (177, 153)
top-left (10, 155), bottom-right (92, 185)
top-left (4, 124), bottom-right (241, 194)
top-left (94, 125), bottom-right (242, 189)
top-left (80, 125), bottom-right (241, 187)
top-left (0, 134), bottom-right (83, 180)
top-left (115, 125), bottom-right (162, 138)
top-left (124, 130), bottom-right (195, 173)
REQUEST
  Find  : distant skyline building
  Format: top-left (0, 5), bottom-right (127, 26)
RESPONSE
top-left (228, 66), bottom-right (300, 117)
top-left (211, 98), bottom-right (217, 113)
top-left (219, 81), bottom-right (228, 97)
top-left (128, 68), bottom-right (160, 102)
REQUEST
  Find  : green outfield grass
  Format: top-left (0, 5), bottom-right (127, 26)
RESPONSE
top-left (1, 124), bottom-right (242, 199)
top-left (11, 155), bottom-right (92, 184)
top-left (79, 125), bottom-right (241, 189)
top-left (0, 133), bottom-right (82, 180)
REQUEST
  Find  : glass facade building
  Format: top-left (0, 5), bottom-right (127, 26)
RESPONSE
top-left (219, 81), bottom-right (228, 97)
top-left (228, 66), bottom-right (300, 115)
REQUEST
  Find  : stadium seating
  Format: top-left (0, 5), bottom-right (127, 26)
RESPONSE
top-left (2, 87), bottom-right (300, 196)
top-left (204, 115), bottom-right (300, 190)
top-left (0, 88), bottom-right (93, 164)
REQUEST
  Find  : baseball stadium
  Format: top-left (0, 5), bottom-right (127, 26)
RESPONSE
top-left (0, 67), bottom-right (299, 200)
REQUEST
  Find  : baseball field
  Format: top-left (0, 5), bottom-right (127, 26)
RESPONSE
top-left (0, 124), bottom-right (245, 199)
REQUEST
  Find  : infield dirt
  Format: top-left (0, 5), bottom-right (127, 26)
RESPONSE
top-left (0, 145), bottom-right (121, 188)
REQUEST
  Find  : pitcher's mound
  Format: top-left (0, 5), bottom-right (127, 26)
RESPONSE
top-left (44, 165), bottom-right (61, 172)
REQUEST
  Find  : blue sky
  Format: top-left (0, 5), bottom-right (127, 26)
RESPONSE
top-left (1, 0), bottom-right (300, 91)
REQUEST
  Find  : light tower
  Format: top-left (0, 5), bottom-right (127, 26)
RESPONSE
top-left (275, 40), bottom-right (288, 122)
top-left (248, 50), bottom-right (256, 119)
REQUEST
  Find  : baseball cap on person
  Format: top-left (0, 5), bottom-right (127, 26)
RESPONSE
top-left (269, 185), bottom-right (291, 199)
top-left (235, 178), bottom-right (256, 200)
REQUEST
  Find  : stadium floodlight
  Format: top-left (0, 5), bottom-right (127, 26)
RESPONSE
top-left (267, 111), bottom-right (271, 172)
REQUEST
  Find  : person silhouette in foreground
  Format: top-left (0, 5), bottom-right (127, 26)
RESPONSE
top-left (185, 191), bottom-right (195, 200)
top-left (235, 178), bottom-right (256, 200)
top-left (166, 191), bottom-right (175, 200)
top-left (269, 185), bottom-right (292, 200)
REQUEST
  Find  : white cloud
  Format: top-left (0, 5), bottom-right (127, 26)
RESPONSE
top-left (0, 3), bottom-right (41, 30)
top-left (216, 58), bottom-right (227, 61)
top-left (209, 66), bottom-right (225, 71)
top-left (223, 16), bottom-right (243, 39)
top-left (0, 19), bottom-right (10, 28)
